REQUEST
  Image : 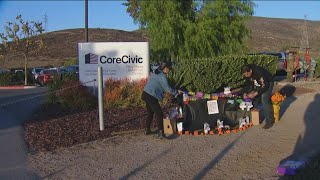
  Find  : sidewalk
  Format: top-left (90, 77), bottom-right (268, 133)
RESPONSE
top-left (0, 89), bottom-right (45, 179)
top-left (277, 91), bottom-right (320, 160)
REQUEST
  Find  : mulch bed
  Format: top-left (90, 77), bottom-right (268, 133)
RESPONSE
top-left (24, 104), bottom-right (172, 152)
top-left (24, 85), bottom-right (316, 152)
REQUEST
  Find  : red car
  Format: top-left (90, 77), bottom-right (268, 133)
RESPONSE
top-left (37, 69), bottom-right (58, 85)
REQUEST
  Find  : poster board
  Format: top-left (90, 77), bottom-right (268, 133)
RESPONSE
top-left (207, 100), bottom-right (219, 114)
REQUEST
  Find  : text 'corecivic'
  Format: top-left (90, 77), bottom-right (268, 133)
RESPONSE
top-left (100, 55), bottom-right (143, 64)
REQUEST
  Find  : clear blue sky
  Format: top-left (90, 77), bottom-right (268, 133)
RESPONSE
top-left (0, 1), bottom-right (319, 33)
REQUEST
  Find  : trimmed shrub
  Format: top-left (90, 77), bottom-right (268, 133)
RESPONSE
top-left (56, 79), bottom-right (97, 110)
top-left (0, 70), bottom-right (35, 86)
top-left (46, 76), bottom-right (64, 104)
top-left (0, 69), bottom-right (35, 86)
top-left (170, 54), bottom-right (277, 93)
top-left (13, 72), bottom-right (25, 84)
top-left (0, 73), bottom-right (15, 86)
top-left (46, 76), bottom-right (96, 111)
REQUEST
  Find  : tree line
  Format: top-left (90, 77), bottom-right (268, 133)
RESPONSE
top-left (123, 0), bottom-right (255, 62)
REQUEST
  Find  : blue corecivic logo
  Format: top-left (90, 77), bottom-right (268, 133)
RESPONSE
top-left (85, 53), bottom-right (98, 64)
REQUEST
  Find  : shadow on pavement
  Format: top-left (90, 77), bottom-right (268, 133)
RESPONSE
top-left (193, 132), bottom-right (246, 180)
top-left (42, 164), bottom-right (77, 179)
top-left (278, 84), bottom-right (297, 119)
top-left (279, 93), bottom-right (320, 179)
top-left (166, 133), bottom-right (180, 140)
top-left (119, 148), bottom-right (173, 180)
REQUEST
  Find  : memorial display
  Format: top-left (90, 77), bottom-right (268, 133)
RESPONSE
top-left (166, 87), bottom-right (258, 136)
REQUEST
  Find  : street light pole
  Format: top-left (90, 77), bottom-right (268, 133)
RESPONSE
top-left (85, 0), bottom-right (88, 42)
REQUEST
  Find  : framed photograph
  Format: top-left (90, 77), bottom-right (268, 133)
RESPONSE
top-left (207, 100), bottom-right (219, 114)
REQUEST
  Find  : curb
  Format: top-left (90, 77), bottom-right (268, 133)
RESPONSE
top-left (0, 86), bottom-right (38, 90)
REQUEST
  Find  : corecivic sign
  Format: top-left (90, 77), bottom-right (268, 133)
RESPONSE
top-left (78, 42), bottom-right (149, 87)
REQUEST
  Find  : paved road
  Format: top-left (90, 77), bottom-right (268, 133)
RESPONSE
top-left (0, 87), bottom-right (47, 179)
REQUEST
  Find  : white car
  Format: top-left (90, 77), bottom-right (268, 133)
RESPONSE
top-left (14, 70), bottom-right (23, 73)
top-left (32, 68), bottom-right (45, 79)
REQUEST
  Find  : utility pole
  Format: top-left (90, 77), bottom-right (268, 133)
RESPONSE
top-left (85, 0), bottom-right (88, 42)
top-left (300, 15), bottom-right (311, 81)
top-left (300, 15), bottom-right (309, 50)
top-left (43, 12), bottom-right (48, 32)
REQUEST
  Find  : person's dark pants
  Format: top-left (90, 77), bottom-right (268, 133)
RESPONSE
top-left (253, 82), bottom-right (274, 124)
top-left (141, 91), bottom-right (164, 131)
top-left (262, 82), bottom-right (274, 124)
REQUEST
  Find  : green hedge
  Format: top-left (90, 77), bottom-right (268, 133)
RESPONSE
top-left (0, 71), bottom-right (35, 86)
top-left (170, 55), bottom-right (277, 93)
top-left (0, 73), bottom-right (15, 86)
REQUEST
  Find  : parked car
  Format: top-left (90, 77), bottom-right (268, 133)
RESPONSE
top-left (36, 69), bottom-right (59, 85)
top-left (0, 68), bottom-right (10, 74)
top-left (49, 67), bottom-right (67, 75)
top-left (65, 65), bottom-right (79, 74)
top-left (32, 67), bottom-right (45, 79)
top-left (14, 69), bottom-right (23, 74)
top-left (264, 52), bottom-right (287, 71)
top-left (247, 52), bottom-right (287, 71)
top-left (58, 67), bottom-right (68, 74)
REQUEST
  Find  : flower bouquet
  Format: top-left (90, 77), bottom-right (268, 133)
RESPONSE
top-left (271, 92), bottom-right (286, 122)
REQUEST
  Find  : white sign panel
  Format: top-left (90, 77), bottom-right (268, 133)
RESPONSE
top-left (207, 100), bottom-right (219, 114)
top-left (78, 42), bottom-right (149, 86)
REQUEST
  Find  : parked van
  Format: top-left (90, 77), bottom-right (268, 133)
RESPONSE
top-left (263, 52), bottom-right (287, 71)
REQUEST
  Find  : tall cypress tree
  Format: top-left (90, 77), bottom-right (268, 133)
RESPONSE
top-left (124, 0), bottom-right (254, 60)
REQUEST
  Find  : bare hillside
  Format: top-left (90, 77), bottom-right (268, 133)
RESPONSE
top-left (0, 29), bottom-right (148, 68)
top-left (1, 16), bottom-right (319, 69)
top-left (248, 17), bottom-right (320, 56)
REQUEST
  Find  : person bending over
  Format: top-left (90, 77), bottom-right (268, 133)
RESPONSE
top-left (240, 64), bottom-right (274, 129)
top-left (142, 61), bottom-right (183, 139)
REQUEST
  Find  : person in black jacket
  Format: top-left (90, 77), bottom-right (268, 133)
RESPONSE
top-left (240, 64), bottom-right (274, 129)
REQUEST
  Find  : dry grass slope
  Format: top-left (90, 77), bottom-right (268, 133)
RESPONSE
top-left (248, 17), bottom-right (320, 57)
top-left (1, 16), bottom-right (319, 69)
